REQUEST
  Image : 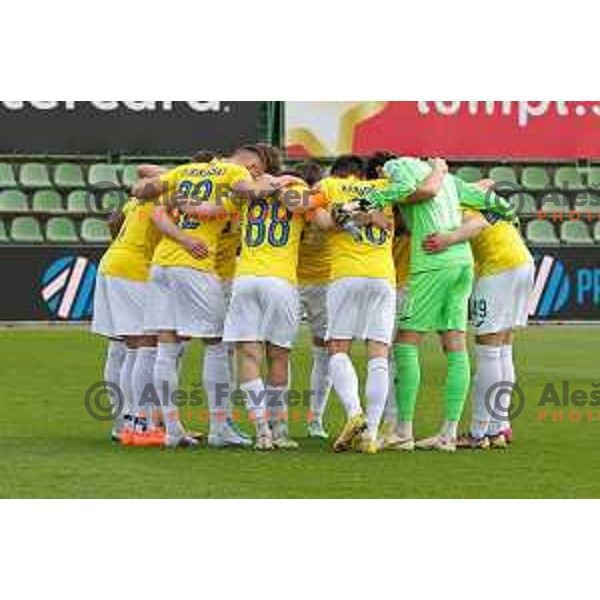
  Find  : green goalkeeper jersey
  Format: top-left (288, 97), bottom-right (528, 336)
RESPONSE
top-left (367, 158), bottom-right (509, 275)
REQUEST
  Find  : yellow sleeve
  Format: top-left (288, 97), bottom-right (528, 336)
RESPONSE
top-left (225, 163), bottom-right (252, 188)
top-left (159, 165), bottom-right (187, 193)
top-left (318, 178), bottom-right (334, 206)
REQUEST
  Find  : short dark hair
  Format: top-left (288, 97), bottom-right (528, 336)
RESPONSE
top-left (237, 143), bottom-right (283, 175)
top-left (330, 155), bottom-right (365, 178)
top-left (192, 150), bottom-right (217, 163)
top-left (295, 161), bottom-right (324, 187)
top-left (366, 151), bottom-right (397, 180)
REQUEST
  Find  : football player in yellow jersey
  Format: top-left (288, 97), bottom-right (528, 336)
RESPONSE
top-left (312, 155), bottom-right (396, 455)
top-left (223, 170), bottom-right (325, 451)
top-left (92, 164), bottom-right (165, 442)
top-left (133, 145), bottom-right (299, 449)
top-left (296, 162), bottom-right (334, 440)
top-left (424, 179), bottom-right (534, 449)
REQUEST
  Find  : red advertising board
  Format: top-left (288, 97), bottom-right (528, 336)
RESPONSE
top-left (285, 101), bottom-right (600, 159)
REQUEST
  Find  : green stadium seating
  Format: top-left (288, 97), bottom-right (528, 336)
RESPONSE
top-left (554, 166), bottom-right (584, 190)
top-left (121, 164), bottom-right (139, 188)
top-left (561, 221), bottom-right (593, 245)
top-left (594, 222), bottom-right (600, 243)
top-left (46, 217), bottom-right (80, 244)
top-left (540, 193), bottom-right (570, 213)
top-left (0, 163), bottom-right (17, 188)
top-left (489, 166), bottom-right (519, 186)
top-left (32, 190), bottom-right (63, 214)
top-left (19, 163), bottom-right (51, 189)
top-left (0, 219), bottom-right (8, 243)
top-left (573, 193), bottom-right (600, 213)
top-left (11, 216), bottom-right (44, 244)
top-left (456, 166), bottom-right (483, 183)
top-left (81, 218), bottom-right (112, 244)
top-left (526, 220), bottom-right (560, 246)
top-left (88, 164), bottom-right (121, 189)
top-left (522, 166), bottom-right (551, 191)
top-left (588, 167), bottom-right (600, 190)
top-left (512, 192), bottom-right (538, 216)
top-left (54, 163), bottom-right (85, 189)
top-left (0, 190), bottom-right (29, 213)
top-left (100, 190), bottom-right (128, 213)
top-left (67, 190), bottom-right (96, 214)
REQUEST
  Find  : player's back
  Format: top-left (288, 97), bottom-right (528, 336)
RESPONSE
top-left (153, 160), bottom-right (249, 274)
top-left (236, 183), bottom-right (307, 285)
top-left (321, 176), bottom-right (395, 285)
top-left (100, 198), bottom-right (162, 282)
top-left (469, 215), bottom-right (533, 278)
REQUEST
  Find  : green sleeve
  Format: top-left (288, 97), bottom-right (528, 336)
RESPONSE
top-left (455, 176), bottom-right (513, 219)
top-left (366, 159), bottom-right (423, 208)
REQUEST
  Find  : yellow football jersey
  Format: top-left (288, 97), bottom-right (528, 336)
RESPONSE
top-left (152, 160), bottom-right (250, 274)
top-left (297, 220), bottom-right (332, 286)
top-left (99, 198), bottom-right (162, 282)
top-left (216, 218), bottom-right (242, 281)
top-left (320, 176), bottom-right (395, 285)
top-left (393, 234), bottom-right (411, 287)
top-left (235, 184), bottom-right (307, 285)
top-left (466, 210), bottom-right (533, 278)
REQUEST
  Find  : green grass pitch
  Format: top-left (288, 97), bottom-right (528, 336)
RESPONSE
top-left (1, 325), bottom-right (599, 498)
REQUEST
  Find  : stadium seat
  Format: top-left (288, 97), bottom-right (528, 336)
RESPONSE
top-left (456, 166), bottom-right (483, 183)
top-left (526, 220), bottom-right (560, 246)
top-left (554, 166), bottom-right (584, 190)
top-left (121, 164), bottom-right (139, 188)
top-left (54, 163), bottom-right (86, 190)
top-left (0, 190), bottom-right (29, 213)
top-left (19, 163), bottom-right (51, 189)
top-left (0, 219), bottom-right (8, 243)
top-left (489, 166), bottom-right (519, 186)
top-left (521, 166), bottom-right (551, 191)
top-left (588, 167), bottom-right (600, 190)
top-left (32, 190), bottom-right (63, 214)
top-left (100, 190), bottom-right (129, 214)
top-left (11, 216), bottom-right (44, 244)
top-left (46, 217), bottom-right (80, 244)
top-left (88, 164), bottom-right (121, 189)
top-left (561, 221), bottom-right (593, 245)
top-left (81, 218), bottom-right (112, 244)
top-left (0, 163), bottom-right (17, 188)
top-left (594, 222), bottom-right (600, 243)
top-left (573, 193), bottom-right (600, 213)
top-left (511, 192), bottom-right (538, 216)
top-left (67, 190), bottom-right (96, 214)
top-left (540, 193), bottom-right (570, 213)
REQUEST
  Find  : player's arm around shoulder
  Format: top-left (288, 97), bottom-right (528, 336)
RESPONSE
top-left (423, 210), bottom-right (489, 254)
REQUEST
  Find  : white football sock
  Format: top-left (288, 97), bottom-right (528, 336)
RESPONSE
top-left (104, 341), bottom-right (126, 427)
top-left (132, 347), bottom-right (157, 423)
top-left (471, 345), bottom-right (503, 439)
top-left (366, 357), bottom-right (389, 439)
top-left (442, 421), bottom-right (459, 440)
top-left (329, 353), bottom-right (362, 419)
top-left (154, 343), bottom-right (180, 437)
top-left (489, 345), bottom-right (516, 436)
top-left (267, 384), bottom-right (289, 437)
top-left (383, 356), bottom-right (398, 424)
top-left (241, 378), bottom-right (267, 426)
top-left (120, 348), bottom-right (138, 418)
top-left (204, 343), bottom-right (230, 436)
top-left (310, 347), bottom-right (332, 424)
top-left (226, 344), bottom-right (237, 420)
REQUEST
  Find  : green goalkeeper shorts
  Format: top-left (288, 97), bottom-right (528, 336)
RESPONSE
top-left (398, 264), bottom-right (474, 333)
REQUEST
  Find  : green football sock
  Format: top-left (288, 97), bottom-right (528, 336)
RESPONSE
top-left (444, 350), bottom-right (471, 422)
top-left (394, 344), bottom-right (421, 422)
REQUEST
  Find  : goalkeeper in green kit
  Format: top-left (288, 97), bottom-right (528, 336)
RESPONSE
top-left (366, 157), bottom-right (511, 452)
